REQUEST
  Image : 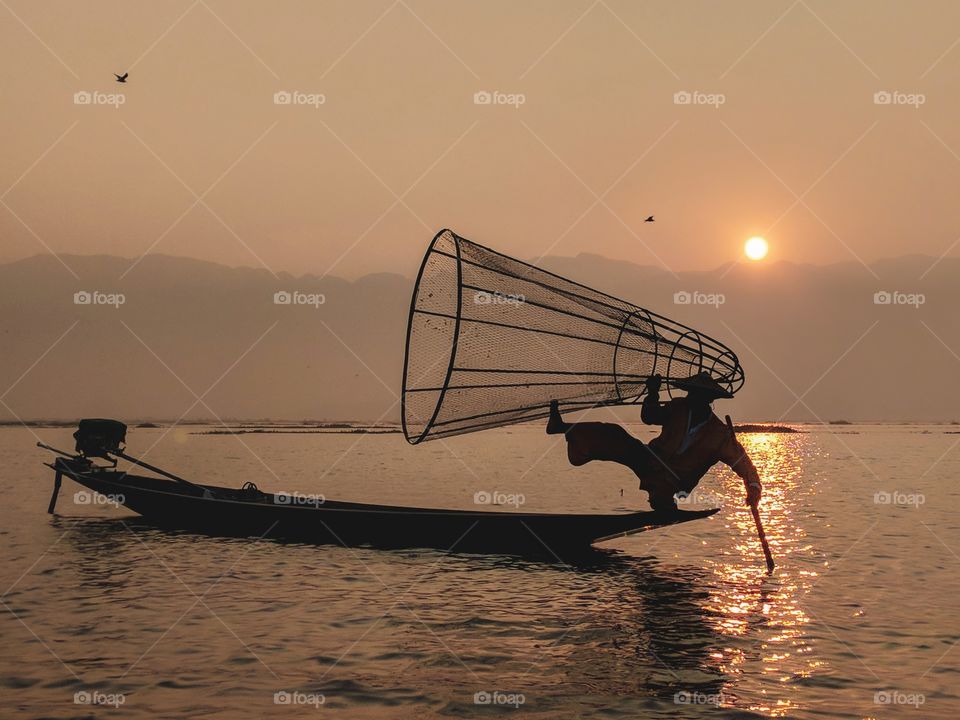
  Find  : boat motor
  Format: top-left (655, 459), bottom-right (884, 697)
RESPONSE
top-left (73, 419), bottom-right (127, 462)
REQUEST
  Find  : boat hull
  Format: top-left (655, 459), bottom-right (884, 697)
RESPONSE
top-left (51, 458), bottom-right (718, 555)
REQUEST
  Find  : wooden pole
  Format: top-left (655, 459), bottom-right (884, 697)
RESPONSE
top-left (726, 415), bottom-right (775, 574)
top-left (47, 470), bottom-right (62, 514)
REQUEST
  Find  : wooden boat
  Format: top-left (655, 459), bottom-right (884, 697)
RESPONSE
top-left (39, 421), bottom-right (718, 555)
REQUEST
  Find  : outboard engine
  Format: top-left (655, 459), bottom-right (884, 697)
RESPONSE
top-left (73, 419), bottom-right (127, 460)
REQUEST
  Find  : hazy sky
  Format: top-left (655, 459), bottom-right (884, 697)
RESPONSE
top-left (3, 0), bottom-right (960, 280)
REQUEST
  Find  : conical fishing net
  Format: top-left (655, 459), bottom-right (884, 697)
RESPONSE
top-left (402, 230), bottom-right (744, 444)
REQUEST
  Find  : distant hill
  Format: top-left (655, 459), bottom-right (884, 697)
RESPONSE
top-left (0, 252), bottom-right (957, 423)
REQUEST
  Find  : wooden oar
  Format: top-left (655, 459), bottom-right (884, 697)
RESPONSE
top-left (725, 415), bottom-right (775, 574)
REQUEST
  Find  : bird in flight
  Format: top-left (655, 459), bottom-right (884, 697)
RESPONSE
top-left (114, 73), bottom-right (128, 83)
top-left (644, 215), bottom-right (655, 222)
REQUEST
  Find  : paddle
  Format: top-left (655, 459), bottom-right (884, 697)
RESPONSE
top-left (725, 415), bottom-right (775, 574)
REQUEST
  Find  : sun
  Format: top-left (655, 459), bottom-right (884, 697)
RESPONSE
top-left (744, 236), bottom-right (769, 261)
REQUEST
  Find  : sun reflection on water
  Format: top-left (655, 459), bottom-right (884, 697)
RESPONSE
top-left (701, 431), bottom-right (820, 717)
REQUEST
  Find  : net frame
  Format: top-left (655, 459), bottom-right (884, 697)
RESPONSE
top-left (402, 230), bottom-right (745, 444)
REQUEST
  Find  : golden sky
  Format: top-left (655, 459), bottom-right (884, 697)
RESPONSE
top-left (2, 0), bottom-right (959, 279)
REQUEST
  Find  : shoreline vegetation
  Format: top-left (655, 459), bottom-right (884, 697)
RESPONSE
top-left (732, 424), bottom-right (801, 434)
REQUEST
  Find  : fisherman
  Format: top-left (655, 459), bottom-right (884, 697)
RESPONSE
top-left (546, 372), bottom-right (763, 512)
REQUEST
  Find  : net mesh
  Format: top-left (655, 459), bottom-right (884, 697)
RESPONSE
top-left (402, 230), bottom-right (745, 444)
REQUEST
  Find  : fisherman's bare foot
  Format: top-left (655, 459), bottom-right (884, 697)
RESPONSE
top-left (546, 400), bottom-right (569, 434)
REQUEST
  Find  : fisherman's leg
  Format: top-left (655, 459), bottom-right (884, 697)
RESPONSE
top-left (546, 400), bottom-right (569, 435)
top-left (552, 411), bottom-right (678, 511)
top-left (562, 422), bottom-right (640, 467)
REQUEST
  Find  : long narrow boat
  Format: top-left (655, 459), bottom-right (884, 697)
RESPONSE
top-left (39, 422), bottom-right (718, 555)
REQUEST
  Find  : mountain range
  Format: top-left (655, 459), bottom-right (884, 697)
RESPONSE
top-left (0, 252), bottom-right (956, 423)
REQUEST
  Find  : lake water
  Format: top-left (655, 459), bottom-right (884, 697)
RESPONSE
top-left (2, 422), bottom-right (959, 718)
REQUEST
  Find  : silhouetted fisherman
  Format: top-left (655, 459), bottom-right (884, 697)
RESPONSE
top-left (547, 372), bottom-right (762, 511)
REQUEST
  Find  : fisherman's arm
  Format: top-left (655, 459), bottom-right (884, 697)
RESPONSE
top-left (719, 434), bottom-right (763, 505)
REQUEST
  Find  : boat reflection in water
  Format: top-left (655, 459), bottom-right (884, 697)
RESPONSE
top-left (56, 519), bottom-right (739, 716)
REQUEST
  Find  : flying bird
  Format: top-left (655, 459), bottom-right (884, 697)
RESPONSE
top-left (644, 215), bottom-right (655, 222)
top-left (114, 73), bottom-right (128, 83)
